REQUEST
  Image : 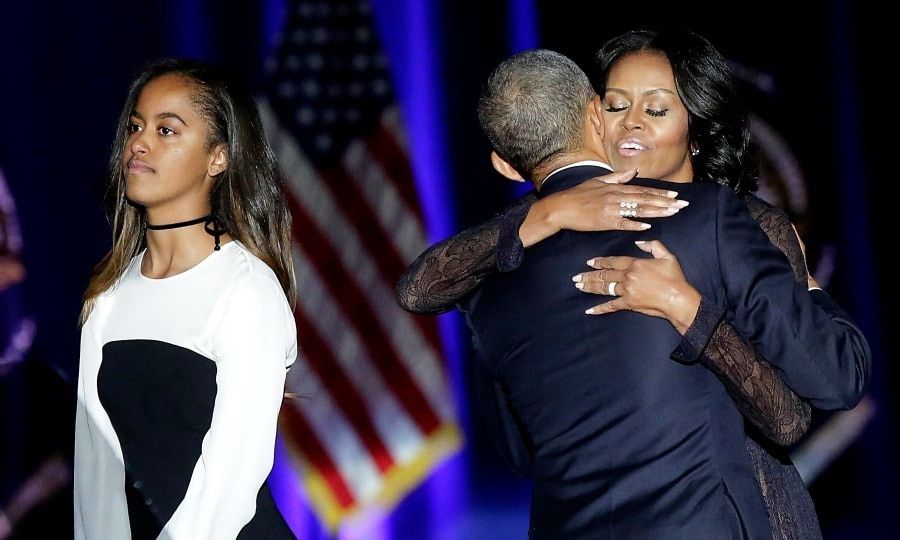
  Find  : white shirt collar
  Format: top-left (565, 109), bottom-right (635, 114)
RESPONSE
top-left (540, 160), bottom-right (613, 187)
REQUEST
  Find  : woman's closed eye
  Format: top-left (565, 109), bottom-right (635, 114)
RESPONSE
top-left (603, 103), bottom-right (669, 117)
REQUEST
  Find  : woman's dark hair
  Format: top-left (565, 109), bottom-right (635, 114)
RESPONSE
top-left (82, 58), bottom-right (296, 322)
top-left (593, 29), bottom-right (758, 194)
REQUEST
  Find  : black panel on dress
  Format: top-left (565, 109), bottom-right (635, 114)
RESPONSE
top-left (99, 339), bottom-right (217, 538)
top-left (237, 483), bottom-right (297, 539)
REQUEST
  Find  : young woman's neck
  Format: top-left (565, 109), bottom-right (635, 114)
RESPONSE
top-left (142, 208), bottom-right (226, 278)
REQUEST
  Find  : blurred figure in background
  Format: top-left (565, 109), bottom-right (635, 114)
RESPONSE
top-left (0, 166), bottom-right (72, 540)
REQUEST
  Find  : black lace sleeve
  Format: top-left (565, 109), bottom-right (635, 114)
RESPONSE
top-left (696, 195), bottom-right (812, 446)
top-left (396, 193), bottom-right (537, 314)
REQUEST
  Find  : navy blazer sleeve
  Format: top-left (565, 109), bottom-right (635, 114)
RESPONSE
top-left (712, 188), bottom-right (871, 410)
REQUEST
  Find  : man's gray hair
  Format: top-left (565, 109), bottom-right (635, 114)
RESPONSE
top-left (478, 49), bottom-right (594, 178)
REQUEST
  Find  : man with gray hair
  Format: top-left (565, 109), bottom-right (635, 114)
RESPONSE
top-left (477, 49), bottom-right (598, 183)
top-left (459, 49), bottom-right (868, 538)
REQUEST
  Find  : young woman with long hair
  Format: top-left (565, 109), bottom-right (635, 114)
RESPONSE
top-left (75, 59), bottom-right (297, 539)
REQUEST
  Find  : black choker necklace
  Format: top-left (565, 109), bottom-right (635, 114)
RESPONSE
top-left (146, 214), bottom-right (227, 251)
top-left (146, 215), bottom-right (211, 230)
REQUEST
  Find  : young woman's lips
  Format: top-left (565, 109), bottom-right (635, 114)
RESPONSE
top-left (617, 138), bottom-right (648, 158)
top-left (127, 160), bottom-right (154, 174)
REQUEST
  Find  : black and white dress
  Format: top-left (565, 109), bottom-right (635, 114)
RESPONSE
top-left (75, 241), bottom-right (297, 539)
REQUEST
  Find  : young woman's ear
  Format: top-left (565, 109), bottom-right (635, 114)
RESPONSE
top-left (208, 144), bottom-right (229, 177)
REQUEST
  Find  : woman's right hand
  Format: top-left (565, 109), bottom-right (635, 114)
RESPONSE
top-left (573, 240), bottom-right (702, 334)
top-left (519, 169), bottom-right (689, 247)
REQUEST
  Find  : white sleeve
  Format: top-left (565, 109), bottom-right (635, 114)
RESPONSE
top-left (74, 300), bottom-right (131, 540)
top-left (160, 273), bottom-right (296, 540)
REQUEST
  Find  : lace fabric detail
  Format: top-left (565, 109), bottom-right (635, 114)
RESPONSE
top-left (702, 320), bottom-right (811, 446)
top-left (395, 194), bottom-right (534, 314)
top-left (743, 195), bottom-right (808, 283)
top-left (746, 434), bottom-right (823, 539)
top-left (671, 296), bottom-right (726, 365)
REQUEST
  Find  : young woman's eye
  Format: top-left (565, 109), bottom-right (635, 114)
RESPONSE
top-left (646, 108), bottom-right (669, 117)
top-left (126, 122), bottom-right (141, 134)
top-left (157, 126), bottom-right (175, 136)
top-left (604, 104), bottom-right (628, 113)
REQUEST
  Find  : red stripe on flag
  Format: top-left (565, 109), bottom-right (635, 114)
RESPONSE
top-left (286, 194), bottom-right (442, 435)
top-left (317, 163), bottom-right (444, 353)
top-left (294, 310), bottom-right (395, 473)
top-left (365, 123), bottom-right (420, 215)
top-left (281, 404), bottom-right (356, 509)
top-left (319, 163), bottom-right (406, 281)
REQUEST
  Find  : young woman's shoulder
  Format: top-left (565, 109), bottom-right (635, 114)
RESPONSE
top-left (220, 241), bottom-right (284, 291)
top-left (212, 242), bottom-right (297, 366)
top-left (215, 242), bottom-right (291, 317)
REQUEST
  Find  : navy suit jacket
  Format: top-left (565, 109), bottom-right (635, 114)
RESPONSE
top-left (461, 165), bottom-right (870, 539)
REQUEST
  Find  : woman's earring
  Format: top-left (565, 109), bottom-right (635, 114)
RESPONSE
top-left (690, 146), bottom-right (699, 156)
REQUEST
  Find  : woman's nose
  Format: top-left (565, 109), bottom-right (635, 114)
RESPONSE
top-left (129, 130), bottom-right (149, 154)
top-left (621, 106), bottom-right (644, 130)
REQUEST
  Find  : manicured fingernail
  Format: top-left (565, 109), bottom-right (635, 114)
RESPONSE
top-left (673, 200), bottom-right (690, 208)
top-left (586, 258), bottom-right (597, 267)
top-left (635, 240), bottom-right (646, 245)
top-left (572, 274), bottom-right (583, 282)
top-left (667, 190), bottom-right (678, 197)
top-left (585, 307), bottom-right (596, 314)
top-left (639, 223), bottom-right (651, 230)
top-left (664, 207), bottom-right (680, 215)
top-left (575, 283), bottom-right (584, 290)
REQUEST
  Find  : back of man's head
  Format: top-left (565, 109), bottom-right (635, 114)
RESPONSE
top-left (478, 49), bottom-right (594, 180)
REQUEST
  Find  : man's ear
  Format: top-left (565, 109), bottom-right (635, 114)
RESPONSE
top-left (490, 151), bottom-right (525, 182)
top-left (207, 144), bottom-right (229, 177)
top-left (589, 96), bottom-right (605, 141)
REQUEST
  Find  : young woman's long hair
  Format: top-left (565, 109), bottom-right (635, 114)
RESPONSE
top-left (80, 59), bottom-right (296, 323)
top-left (592, 29), bottom-right (758, 195)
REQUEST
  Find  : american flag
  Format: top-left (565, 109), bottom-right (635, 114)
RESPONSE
top-left (258, 0), bottom-right (461, 531)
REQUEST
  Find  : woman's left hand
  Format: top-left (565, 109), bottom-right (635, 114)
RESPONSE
top-left (572, 240), bottom-right (702, 334)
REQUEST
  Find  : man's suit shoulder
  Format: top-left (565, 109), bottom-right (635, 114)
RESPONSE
top-left (632, 178), bottom-right (733, 203)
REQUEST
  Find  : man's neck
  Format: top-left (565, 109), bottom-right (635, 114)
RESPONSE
top-left (532, 150), bottom-right (611, 188)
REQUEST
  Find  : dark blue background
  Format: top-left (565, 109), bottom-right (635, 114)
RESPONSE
top-left (0, 0), bottom-right (892, 538)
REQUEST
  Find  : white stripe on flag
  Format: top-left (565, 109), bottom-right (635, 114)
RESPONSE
top-left (381, 106), bottom-right (409, 154)
top-left (284, 352), bottom-right (380, 501)
top-left (342, 136), bottom-right (427, 262)
top-left (260, 98), bottom-right (454, 422)
top-left (292, 245), bottom-right (428, 470)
